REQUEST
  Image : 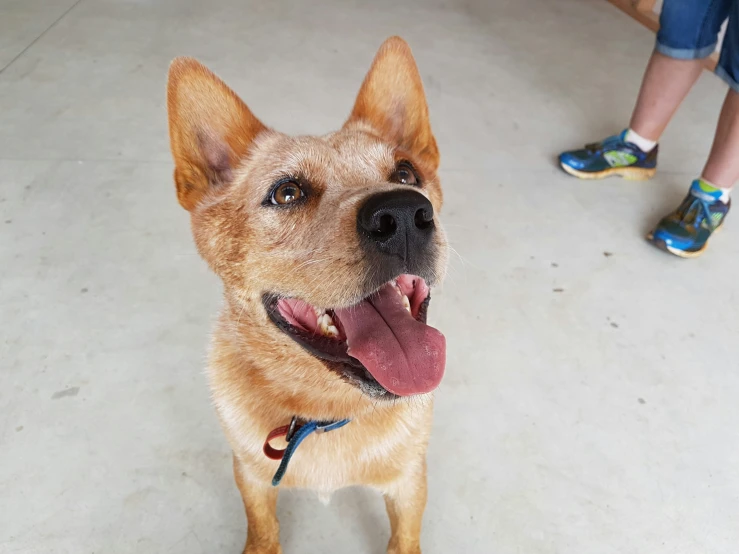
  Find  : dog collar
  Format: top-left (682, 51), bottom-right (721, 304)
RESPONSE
top-left (263, 416), bottom-right (351, 486)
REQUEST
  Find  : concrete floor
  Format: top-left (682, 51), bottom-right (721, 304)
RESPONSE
top-left (2, 0), bottom-right (739, 552)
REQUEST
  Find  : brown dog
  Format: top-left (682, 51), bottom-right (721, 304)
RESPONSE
top-left (166, 37), bottom-right (448, 554)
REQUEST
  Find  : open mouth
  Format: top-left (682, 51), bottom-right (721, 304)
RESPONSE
top-left (263, 275), bottom-right (446, 398)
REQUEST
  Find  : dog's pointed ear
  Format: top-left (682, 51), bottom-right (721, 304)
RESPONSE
top-left (345, 37), bottom-right (439, 170)
top-left (167, 57), bottom-right (266, 211)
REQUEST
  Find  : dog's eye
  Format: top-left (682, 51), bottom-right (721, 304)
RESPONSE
top-left (390, 162), bottom-right (419, 186)
top-left (271, 181), bottom-right (303, 205)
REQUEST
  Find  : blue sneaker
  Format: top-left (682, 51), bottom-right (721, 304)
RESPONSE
top-left (647, 180), bottom-right (730, 258)
top-left (559, 130), bottom-right (658, 180)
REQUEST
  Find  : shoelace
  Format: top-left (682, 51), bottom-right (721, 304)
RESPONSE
top-left (584, 134), bottom-right (624, 155)
top-left (675, 195), bottom-right (720, 230)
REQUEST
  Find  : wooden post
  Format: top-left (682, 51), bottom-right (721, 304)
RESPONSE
top-left (634, 0), bottom-right (657, 11)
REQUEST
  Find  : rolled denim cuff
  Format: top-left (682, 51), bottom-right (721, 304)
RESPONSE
top-left (655, 39), bottom-right (717, 60)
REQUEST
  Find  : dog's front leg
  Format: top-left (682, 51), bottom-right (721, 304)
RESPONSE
top-left (233, 455), bottom-right (282, 554)
top-left (384, 461), bottom-right (428, 554)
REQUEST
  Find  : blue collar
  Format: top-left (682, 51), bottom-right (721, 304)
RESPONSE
top-left (263, 417), bottom-right (351, 486)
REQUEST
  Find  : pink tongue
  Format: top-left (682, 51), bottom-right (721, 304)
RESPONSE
top-left (334, 284), bottom-right (445, 396)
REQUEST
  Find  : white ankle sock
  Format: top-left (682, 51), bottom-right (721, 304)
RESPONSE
top-left (697, 177), bottom-right (732, 203)
top-left (624, 128), bottom-right (657, 153)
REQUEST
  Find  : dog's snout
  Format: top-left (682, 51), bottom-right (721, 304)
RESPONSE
top-left (357, 189), bottom-right (435, 260)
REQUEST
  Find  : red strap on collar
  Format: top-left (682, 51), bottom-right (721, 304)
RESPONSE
top-left (263, 425), bottom-right (290, 460)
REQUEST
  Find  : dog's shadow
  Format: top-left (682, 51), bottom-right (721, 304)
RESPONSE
top-left (278, 486), bottom-right (389, 553)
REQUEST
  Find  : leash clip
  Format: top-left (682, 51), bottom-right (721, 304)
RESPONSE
top-left (285, 416), bottom-right (301, 442)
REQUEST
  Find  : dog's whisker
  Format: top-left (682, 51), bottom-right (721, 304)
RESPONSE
top-left (439, 223), bottom-right (474, 229)
top-left (448, 244), bottom-right (482, 273)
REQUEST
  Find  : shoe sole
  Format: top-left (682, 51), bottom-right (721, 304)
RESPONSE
top-left (645, 224), bottom-right (722, 259)
top-left (560, 163), bottom-right (656, 181)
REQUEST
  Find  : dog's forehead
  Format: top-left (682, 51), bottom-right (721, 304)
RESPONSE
top-left (247, 129), bottom-right (395, 187)
top-left (322, 127), bottom-right (391, 161)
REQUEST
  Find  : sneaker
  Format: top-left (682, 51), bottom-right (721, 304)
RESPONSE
top-left (559, 130), bottom-right (658, 180)
top-left (647, 180), bottom-right (730, 258)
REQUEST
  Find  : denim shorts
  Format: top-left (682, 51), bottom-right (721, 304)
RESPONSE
top-left (657, 0), bottom-right (739, 91)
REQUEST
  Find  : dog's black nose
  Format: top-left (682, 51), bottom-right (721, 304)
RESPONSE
top-left (357, 189), bottom-right (435, 261)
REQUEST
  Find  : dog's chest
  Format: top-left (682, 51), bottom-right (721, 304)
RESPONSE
top-left (273, 424), bottom-right (416, 490)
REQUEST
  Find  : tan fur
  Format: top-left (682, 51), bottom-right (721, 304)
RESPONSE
top-left (167, 37), bottom-right (446, 554)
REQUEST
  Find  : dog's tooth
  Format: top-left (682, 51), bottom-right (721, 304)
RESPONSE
top-left (314, 307), bottom-right (326, 317)
top-left (402, 295), bottom-right (411, 313)
top-left (318, 314), bottom-right (339, 337)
